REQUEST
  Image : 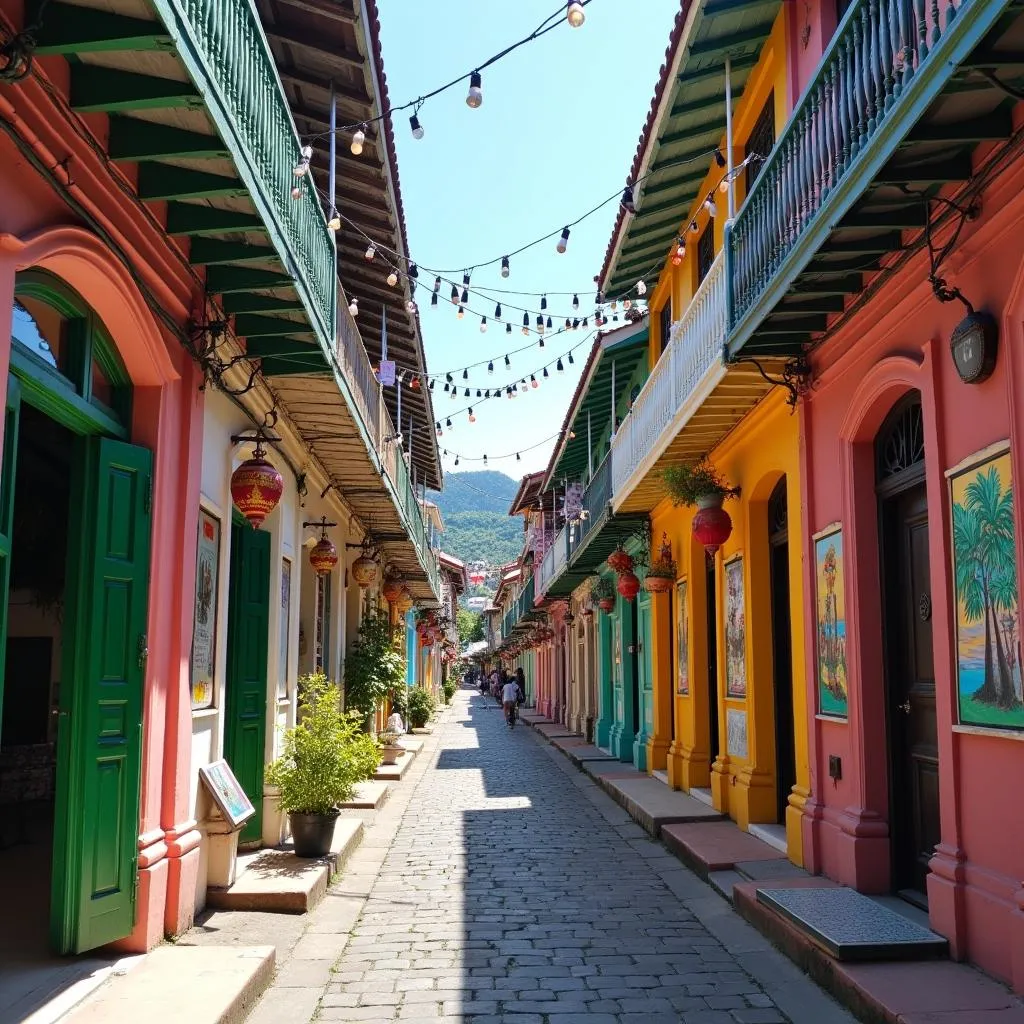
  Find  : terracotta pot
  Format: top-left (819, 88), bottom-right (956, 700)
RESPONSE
top-left (380, 744), bottom-right (403, 766)
top-left (598, 597), bottom-right (615, 613)
top-left (644, 574), bottom-right (673, 593)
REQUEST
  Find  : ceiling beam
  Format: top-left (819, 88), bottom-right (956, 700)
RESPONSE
top-left (166, 203), bottom-right (265, 235)
top-left (137, 164), bottom-right (246, 201)
top-left (108, 117), bottom-right (227, 162)
top-left (35, 3), bottom-right (170, 53)
top-left (71, 66), bottom-right (199, 112)
top-left (266, 27), bottom-right (363, 68)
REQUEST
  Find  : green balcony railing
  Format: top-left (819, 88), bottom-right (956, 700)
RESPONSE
top-left (152, 0), bottom-right (336, 346)
top-left (728, 0), bottom-right (999, 338)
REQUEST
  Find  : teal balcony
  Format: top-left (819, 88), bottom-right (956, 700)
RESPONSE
top-left (726, 0), bottom-right (1021, 359)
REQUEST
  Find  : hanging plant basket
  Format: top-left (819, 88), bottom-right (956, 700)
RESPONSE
top-left (598, 597), bottom-right (616, 613)
top-left (644, 574), bottom-right (673, 593)
top-left (662, 459), bottom-right (738, 508)
top-left (644, 531), bottom-right (676, 593)
top-left (617, 571), bottom-right (640, 602)
top-left (607, 546), bottom-right (633, 574)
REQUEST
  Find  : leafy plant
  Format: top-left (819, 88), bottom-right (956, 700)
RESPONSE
top-left (457, 608), bottom-right (485, 645)
top-left (442, 678), bottom-right (457, 704)
top-left (388, 681), bottom-right (409, 719)
top-left (592, 576), bottom-right (615, 600)
top-left (646, 558), bottom-right (677, 579)
top-left (662, 459), bottom-right (737, 507)
top-left (408, 687), bottom-right (437, 728)
top-left (378, 728), bottom-right (402, 747)
top-left (344, 613), bottom-right (406, 724)
top-left (265, 675), bottom-right (380, 814)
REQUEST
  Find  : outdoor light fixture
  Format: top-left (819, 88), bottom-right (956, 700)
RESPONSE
top-left (501, 255), bottom-right (511, 277)
top-left (387, 270), bottom-right (398, 286)
top-left (456, 306), bottom-right (464, 319)
top-left (350, 127), bottom-right (365, 155)
top-left (950, 309), bottom-right (998, 384)
top-left (290, 186), bottom-right (302, 199)
top-left (620, 185), bottom-right (635, 214)
top-left (466, 71), bottom-right (483, 108)
top-left (230, 431), bottom-right (283, 530)
top-left (364, 243), bottom-right (376, 260)
top-left (480, 317), bottom-right (488, 333)
top-left (409, 113), bottom-right (424, 139)
top-left (556, 226), bottom-right (570, 253)
top-left (567, 1), bottom-right (585, 26)
top-left (305, 516), bottom-right (338, 576)
top-left (348, 297), bottom-right (359, 317)
top-left (327, 209), bottom-right (341, 231)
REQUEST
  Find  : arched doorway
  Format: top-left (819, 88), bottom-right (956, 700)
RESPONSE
top-left (0, 271), bottom-right (151, 955)
top-left (875, 393), bottom-right (939, 903)
top-left (768, 477), bottom-right (796, 824)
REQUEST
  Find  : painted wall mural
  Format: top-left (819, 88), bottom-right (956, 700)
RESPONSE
top-left (814, 525), bottom-right (848, 718)
top-left (950, 444), bottom-right (1023, 730)
top-left (725, 556), bottom-right (746, 698)
top-left (676, 578), bottom-right (689, 695)
top-left (726, 708), bottom-right (748, 759)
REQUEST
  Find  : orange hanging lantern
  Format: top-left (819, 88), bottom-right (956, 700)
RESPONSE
top-left (396, 587), bottom-right (413, 613)
top-left (231, 438), bottom-right (283, 529)
top-left (304, 516), bottom-right (338, 576)
top-left (382, 577), bottom-right (404, 603)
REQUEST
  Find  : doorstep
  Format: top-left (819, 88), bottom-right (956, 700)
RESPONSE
top-left (206, 818), bottom-right (363, 914)
top-left (534, 721), bottom-right (577, 740)
top-left (588, 767), bottom-right (726, 837)
top-left (64, 944), bottom-right (275, 1024)
top-left (733, 878), bottom-right (1024, 1023)
top-left (372, 750), bottom-right (414, 782)
top-left (519, 711), bottom-right (549, 725)
top-left (398, 737), bottom-right (424, 754)
top-left (339, 781), bottom-right (390, 810)
top-left (553, 740), bottom-right (618, 767)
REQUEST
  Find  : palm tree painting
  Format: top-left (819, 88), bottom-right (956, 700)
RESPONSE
top-left (815, 527), bottom-right (848, 717)
top-left (952, 448), bottom-right (1024, 729)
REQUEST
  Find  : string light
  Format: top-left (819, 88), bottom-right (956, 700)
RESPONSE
top-left (348, 297), bottom-right (359, 317)
top-left (433, 276), bottom-right (441, 292)
top-left (450, 284), bottom-right (459, 303)
top-left (466, 71), bottom-right (483, 108)
top-left (409, 263), bottom-right (418, 279)
top-left (714, 149), bottom-right (727, 169)
top-left (568, 351), bottom-right (575, 365)
top-left (446, 417), bottom-right (452, 429)
top-left (620, 185), bottom-right (635, 214)
top-left (410, 113), bottom-right (424, 140)
top-left (480, 316), bottom-right (488, 333)
top-left (546, 316), bottom-right (553, 329)
top-left (556, 357), bottom-right (564, 372)
top-left (431, 292), bottom-right (438, 306)
top-left (488, 361), bottom-right (494, 374)
top-left (462, 369), bottom-right (469, 380)
top-left (637, 280), bottom-right (648, 296)
top-left (460, 287), bottom-right (469, 303)
top-left (351, 126), bottom-right (365, 156)
top-left (328, 209), bottom-right (341, 231)
top-left (572, 294), bottom-right (579, 311)
top-left (543, 367), bottom-right (550, 378)
top-left (405, 299), bottom-right (416, 313)
top-left (703, 195), bottom-right (717, 217)
top-left (504, 354), bottom-right (511, 368)
top-left (468, 407), bottom-right (476, 422)
top-left (464, 388), bottom-right (470, 397)
top-left (556, 226), bottom-right (570, 254)
top-left (523, 313), bottom-right (530, 336)
top-left (293, 145), bottom-right (312, 177)
top-left (387, 270), bottom-right (398, 287)
top-left (457, 306), bottom-right (465, 319)
top-left (567, 1), bottom-right (585, 26)
top-left (506, 323), bottom-right (512, 334)
top-left (365, 243), bottom-right (376, 260)
top-left (501, 256), bottom-right (510, 278)
top-left (671, 237), bottom-right (686, 266)
top-left (516, 452), bottom-right (521, 461)
top-left (541, 296), bottom-right (548, 311)
top-left (494, 303), bottom-right (502, 320)
top-left (531, 374), bottom-right (538, 388)
top-left (690, 219), bottom-right (700, 233)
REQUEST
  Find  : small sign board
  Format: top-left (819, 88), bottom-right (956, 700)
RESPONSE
top-left (199, 759), bottom-right (256, 829)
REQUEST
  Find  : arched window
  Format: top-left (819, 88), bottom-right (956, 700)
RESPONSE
top-left (11, 271), bottom-right (132, 432)
top-left (875, 394), bottom-right (925, 492)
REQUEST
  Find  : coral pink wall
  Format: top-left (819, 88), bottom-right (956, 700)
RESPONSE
top-left (800, 148), bottom-right (1024, 989)
top-left (0, 22), bottom-right (206, 950)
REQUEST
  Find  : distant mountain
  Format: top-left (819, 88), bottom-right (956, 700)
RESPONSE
top-left (428, 471), bottom-right (523, 572)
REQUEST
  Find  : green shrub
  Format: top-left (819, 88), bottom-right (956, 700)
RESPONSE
top-left (388, 681), bottom-right (409, 719)
top-left (344, 614), bottom-right (406, 724)
top-left (408, 687), bottom-right (437, 729)
top-left (442, 678), bottom-right (457, 705)
top-left (265, 674), bottom-right (380, 814)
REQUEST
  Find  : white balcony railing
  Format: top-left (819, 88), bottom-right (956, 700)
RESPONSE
top-left (611, 249), bottom-right (727, 499)
top-left (536, 526), bottom-right (568, 597)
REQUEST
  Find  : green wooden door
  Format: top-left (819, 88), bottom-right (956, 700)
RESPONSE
top-left (52, 437), bottom-right (152, 954)
top-left (0, 377), bottom-right (21, 720)
top-left (635, 596), bottom-right (654, 771)
top-left (225, 520), bottom-right (270, 844)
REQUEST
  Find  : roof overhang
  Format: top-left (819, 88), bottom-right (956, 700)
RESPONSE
top-left (508, 471), bottom-right (545, 516)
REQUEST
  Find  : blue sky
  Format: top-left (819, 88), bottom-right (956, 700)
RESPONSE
top-left (376, 1), bottom-right (680, 479)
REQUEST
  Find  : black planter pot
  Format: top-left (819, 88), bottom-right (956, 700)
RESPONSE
top-left (288, 810), bottom-right (339, 857)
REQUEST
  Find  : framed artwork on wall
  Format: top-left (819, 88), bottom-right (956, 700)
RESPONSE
top-left (190, 508), bottom-right (220, 711)
top-left (814, 523), bottom-right (848, 718)
top-left (724, 556), bottom-right (746, 698)
top-left (676, 578), bottom-right (689, 695)
top-left (948, 441), bottom-right (1023, 730)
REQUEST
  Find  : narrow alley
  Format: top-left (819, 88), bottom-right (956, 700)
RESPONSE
top-left (226, 689), bottom-right (854, 1024)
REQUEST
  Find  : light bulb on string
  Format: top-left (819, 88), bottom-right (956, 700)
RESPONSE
top-left (516, 452), bottom-right (521, 461)
top-left (460, 287), bottom-right (469, 303)
top-left (462, 369), bottom-right (469, 380)
top-left (476, 389), bottom-right (482, 398)
top-left (348, 297), bottom-right (359, 317)
top-left (291, 184), bottom-right (303, 200)
top-left (464, 388), bottom-right (470, 397)
top-left (431, 292), bottom-right (438, 306)
top-left (443, 382), bottom-right (450, 393)
top-left (456, 306), bottom-right (464, 319)
top-left (541, 295), bottom-right (548, 311)
top-left (494, 303), bottom-right (502, 320)
top-left (556, 358), bottom-right (564, 372)
top-left (536, 314), bottom-right (544, 333)
top-left (408, 263), bottom-right (418, 279)
top-left (565, 319), bottom-right (571, 330)
top-left (703, 195), bottom-right (717, 217)
top-left (690, 219), bottom-right (700, 234)
top-left (568, 351), bottom-right (575, 365)
top-left (501, 256), bottom-right (510, 278)
top-left (484, 389), bottom-right (491, 398)
top-left (595, 290), bottom-right (604, 304)
top-left (538, 337), bottom-right (545, 348)
top-left (543, 367), bottom-right (550, 378)
top-left (406, 299), bottom-right (416, 313)
top-left (480, 317), bottom-right (488, 333)
top-left (454, 456), bottom-right (459, 467)
top-left (409, 113), bottom-right (424, 140)
top-left (483, 454), bottom-right (488, 466)
top-left (488, 361), bottom-right (494, 374)
top-left (556, 226), bottom-right (570, 254)
top-left (293, 145), bottom-right (312, 177)
top-left (611, 300), bottom-right (617, 311)
top-left (714, 149), bottom-right (727, 168)
top-left (387, 270), bottom-right (398, 287)
top-left (364, 243), bottom-right (376, 260)
top-left (450, 284), bottom-right (459, 303)
top-left (582, 316), bottom-right (589, 327)
top-left (504, 354), bottom-right (511, 368)
top-left (506, 322), bottom-right (512, 334)
top-left (530, 374), bottom-right (538, 389)
top-left (624, 299), bottom-right (632, 311)
top-left (433, 276), bottom-right (441, 293)
top-left (462, 271), bottom-right (471, 288)
top-left (573, 318), bottom-right (580, 330)
top-left (468, 408), bottom-right (476, 422)
top-left (429, 379), bottom-right (436, 391)
top-left (567, 1), bottom-right (585, 26)
top-left (351, 126), bottom-right (365, 155)
top-left (572, 294), bottom-right (580, 311)
top-left (620, 185), bottom-right (635, 213)
top-left (522, 312), bottom-right (530, 335)
top-left (435, 420), bottom-right (442, 435)
top-left (546, 316), bottom-right (552, 329)
top-left (327, 209), bottom-right (341, 232)
top-left (466, 70), bottom-right (483, 108)
top-left (445, 418), bottom-right (452, 429)
top-left (671, 237), bottom-right (685, 266)
top-left (637, 280), bottom-right (648, 296)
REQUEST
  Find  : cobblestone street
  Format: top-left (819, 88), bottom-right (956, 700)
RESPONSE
top-left (244, 690), bottom-right (856, 1023)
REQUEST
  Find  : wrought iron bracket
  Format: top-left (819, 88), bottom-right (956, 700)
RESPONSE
top-left (728, 352), bottom-right (812, 409)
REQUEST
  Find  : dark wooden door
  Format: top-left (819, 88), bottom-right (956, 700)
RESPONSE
top-left (707, 558), bottom-right (719, 765)
top-left (882, 482), bottom-right (940, 896)
top-left (769, 480), bottom-right (796, 823)
top-left (225, 519), bottom-right (270, 845)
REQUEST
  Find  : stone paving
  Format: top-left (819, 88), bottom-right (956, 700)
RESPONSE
top-left (244, 689), bottom-right (857, 1023)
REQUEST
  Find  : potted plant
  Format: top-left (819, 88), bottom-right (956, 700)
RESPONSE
top-left (663, 459), bottom-right (740, 555)
top-left (592, 576), bottom-right (616, 613)
top-left (344, 613), bottom-right (406, 730)
top-left (408, 686), bottom-right (437, 729)
top-left (644, 533), bottom-right (676, 593)
top-left (377, 728), bottom-right (404, 766)
top-left (265, 675), bottom-right (381, 857)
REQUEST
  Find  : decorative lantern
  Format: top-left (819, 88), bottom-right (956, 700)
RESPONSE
top-left (396, 587), bottom-right (413, 613)
top-left (230, 438), bottom-right (283, 529)
top-left (382, 576), bottom-right (404, 603)
top-left (617, 571), bottom-right (640, 602)
top-left (692, 496), bottom-right (733, 556)
top-left (352, 551), bottom-right (379, 587)
top-left (305, 516), bottom-right (338, 576)
top-left (608, 546), bottom-right (633, 574)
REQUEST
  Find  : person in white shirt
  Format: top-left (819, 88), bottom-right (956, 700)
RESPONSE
top-left (501, 677), bottom-right (520, 724)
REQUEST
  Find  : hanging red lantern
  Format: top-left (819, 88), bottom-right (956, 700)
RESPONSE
top-left (382, 577), bottom-right (404, 603)
top-left (692, 498), bottom-right (733, 555)
top-left (352, 552), bottom-right (379, 587)
top-left (607, 547), bottom-right (633, 574)
top-left (309, 535), bottom-right (338, 576)
top-left (230, 440), bottom-right (283, 529)
top-left (617, 571), bottom-right (640, 602)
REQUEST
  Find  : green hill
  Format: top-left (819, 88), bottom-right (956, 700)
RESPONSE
top-left (428, 471), bottom-right (523, 570)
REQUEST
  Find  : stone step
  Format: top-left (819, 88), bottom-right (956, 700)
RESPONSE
top-left (661, 819), bottom-right (789, 882)
top-left (206, 818), bottom-right (363, 914)
top-left (733, 878), bottom-right (1024, 1022)
top-left (63, 945), bottom-right (275, 1024)
top-left (373, 750), bottom-right (414, 782)
top-left (340, 781), bottom-right (391, 810)
top-left (594, 774), bottom-right (726, 837)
